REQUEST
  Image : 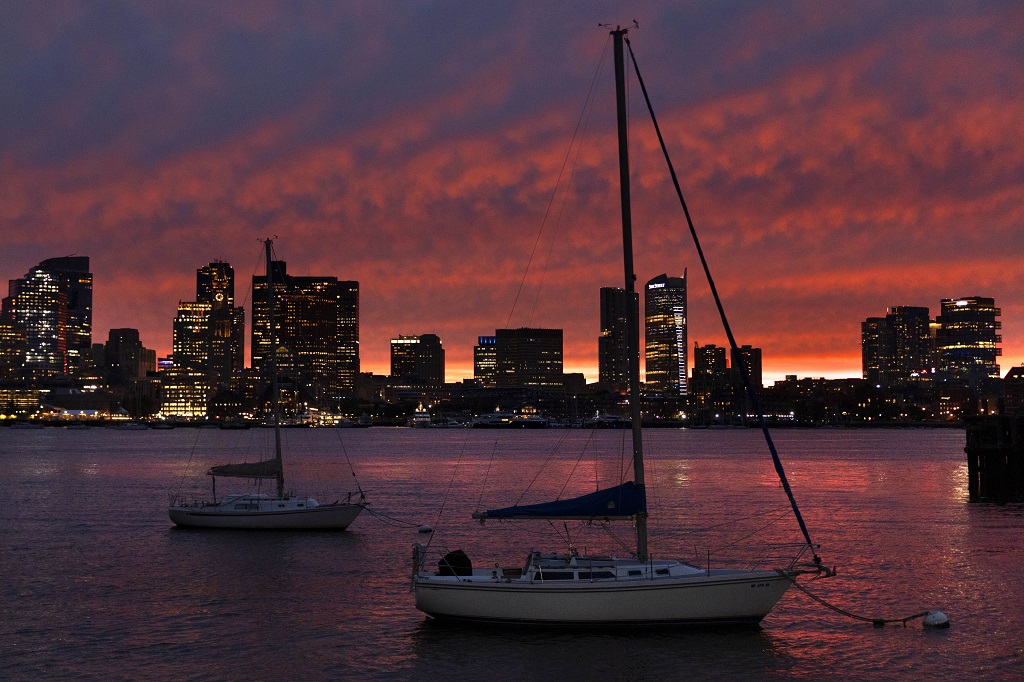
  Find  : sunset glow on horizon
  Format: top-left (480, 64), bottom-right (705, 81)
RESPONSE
top-left (3, 1), bottom-right (1022, 385)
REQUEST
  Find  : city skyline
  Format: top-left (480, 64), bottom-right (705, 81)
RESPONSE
top-left (3, 2), bottom-right (1023, 383)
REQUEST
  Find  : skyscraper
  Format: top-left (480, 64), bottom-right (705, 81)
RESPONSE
top-left (474, 336), bottom-right (497, 387)
top-left (1, 256), bottom-right (92, 378)
top-left (391, 334), bottom-right (445, 387)
top-left (196, 261), bottom-right (245, 388)
top-left (690, 343), bottom-right (729, 423)
top-left (105, 328), bottom-right (146, 387)
top-left (163, 301), bottom-right (213, 418)
top-left (160, 262), bottom-right (246, 419)
top-left (494, 328), bottom-right (563, 388)
top-left (935, 297), bottom-right (1001, 386)
top-left (862, 306), bottom-right (934, 386)
top-left (644, 272), bottom-right (687, 396)
top-left (599, 287), bottom-right (634, 393)
top-left (252, 260), bottom-right (359, 402)
top-left (861, 316), bottom-right (894, 385)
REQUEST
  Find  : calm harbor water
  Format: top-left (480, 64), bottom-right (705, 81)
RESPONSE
top-left (1, 426), bottom-right (1021, 680)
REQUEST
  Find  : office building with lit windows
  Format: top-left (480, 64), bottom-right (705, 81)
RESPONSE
top-left (252, 260), bottom-right (359, 402)
top-left (599, 287), bottom-right (634, 394)
top-left (197, 261), bottom-right (245, 388)
top-left (161, 262), bottom-right (246, 418)
top-left (644, 273), bottom-right (687, 396)
top-left (862, 306), bottom-right (933, 386)
top-left (935, 297), bottom-right (1001, 386)
top-left (1, 256), bottom-right (93, 379)
top-left (493, 328), bottom-right (563, 389)
top-left (0, 321), bottom-right (26, 380)
top-left (391, 334), bottom-right (445, 387)
top-left (474, 336), bottom-right (498, 387)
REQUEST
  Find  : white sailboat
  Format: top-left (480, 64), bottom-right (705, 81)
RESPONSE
top-left (169, 239), bottom-right (366, 530)
top-left (412, 27), bottom-right (830, 626)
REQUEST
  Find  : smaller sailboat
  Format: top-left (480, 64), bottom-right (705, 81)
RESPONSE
top-left (168, 239), bottom-right (366, 530)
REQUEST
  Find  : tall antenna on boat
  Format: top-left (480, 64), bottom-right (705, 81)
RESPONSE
top-left (611, 25), bottom-right (648, 562)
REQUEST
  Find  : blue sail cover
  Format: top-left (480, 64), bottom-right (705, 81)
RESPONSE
top-left (472, 481), bottom-right (646, 521)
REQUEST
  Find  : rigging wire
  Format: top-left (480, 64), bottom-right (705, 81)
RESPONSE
top-left (171, 425), bottom-right (206, 499)
top-left (422, 429), bottom-right (475, 555)
top-left (512, 426), bottom-right (576, 506)
top-left (625, 37), bottom-right (822, 568)
top-left (475, 441), bottom-right (500, 513)
top-left (507, 39), bottom-right (611, 328)
top-left (331, 428), bottom-right (367, 500)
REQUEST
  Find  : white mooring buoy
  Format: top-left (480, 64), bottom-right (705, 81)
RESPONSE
top-left (922, 611), bottom-right (950, 628)
top-left (417, 524), bottom-right (433, 533)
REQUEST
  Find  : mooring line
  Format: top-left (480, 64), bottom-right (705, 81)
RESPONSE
top-left (786, 574), bottom-right (943, 628)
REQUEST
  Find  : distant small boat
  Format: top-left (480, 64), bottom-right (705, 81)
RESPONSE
top-left (410, 404), bottom-right (432, 428)
top-left (108, 421), bottom-right (149, 430)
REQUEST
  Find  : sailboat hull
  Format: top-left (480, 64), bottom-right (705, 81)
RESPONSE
top-left (169, 497), bottom-right (365, 530)
top-left (414, 569), bottom-right (792, 626)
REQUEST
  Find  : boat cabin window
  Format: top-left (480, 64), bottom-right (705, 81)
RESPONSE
top-left (579, 571), bottom-right (615, 580)
top-left (538, 571), bottom-right (574, 581)
top-left (655, 568), bottom-right (669, 575)
top-left (628, 570), bottom-right (642, 576)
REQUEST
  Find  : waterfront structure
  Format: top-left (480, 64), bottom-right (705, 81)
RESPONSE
top-left (644, 273), bottom-right (687, 396)
top-left (391, 334), bottom-right (445, 387)
top-left (494, 327), bottom-right (563, 389)
top-left (862, 306), bottom-right (933, 386)
top-left (252, 259), bottom-right (359, 403)
top-left (935, 297), bottom-right (1001, 386)
top-left (473, 336), bottom-right (498, 387)
top-left (1, 256), bottom-right (92, 379)
top-left (598, 287), bottom-right (633, 393)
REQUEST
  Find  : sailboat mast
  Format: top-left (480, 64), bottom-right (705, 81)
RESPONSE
top-left (265, 238), bottom-right (284, 499)
top-left (612, 26), bottom-right (648, 561)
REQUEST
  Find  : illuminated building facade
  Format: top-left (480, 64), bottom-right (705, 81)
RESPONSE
top-left (689, 344), bottom-right (730, 423)
top-left (391, 334), bottom-right (444, 387)
top-left (0, 321), bottom-right (26, 381)
top-left (197, 261), bottom-right (245, 388)
top-left (936, 296), bottom-right (1001, 386)
top-left (1, 256), bottom-right (92, 379)
top-left (474, 336), bottom-right (497, 387)
top-left (732, 344), bottom-right (763, 389)
top-left (252, 260), bottom-right (359, 403)
top-left (161, 262), bottom-right (246, 418)
top-left (644, 273), bottom-right (687, 396)
top-left (494, 327), bottom-right (563, 389)
top-left (862, 306), bottom-right (933, 386)
top-left (599, 287), bottom-right (634, 394)
top-left (164, 301), bottom-right (212, 417)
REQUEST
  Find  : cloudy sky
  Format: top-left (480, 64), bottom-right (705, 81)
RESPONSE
top-left (2, 0), bottom-right (1022, 382)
